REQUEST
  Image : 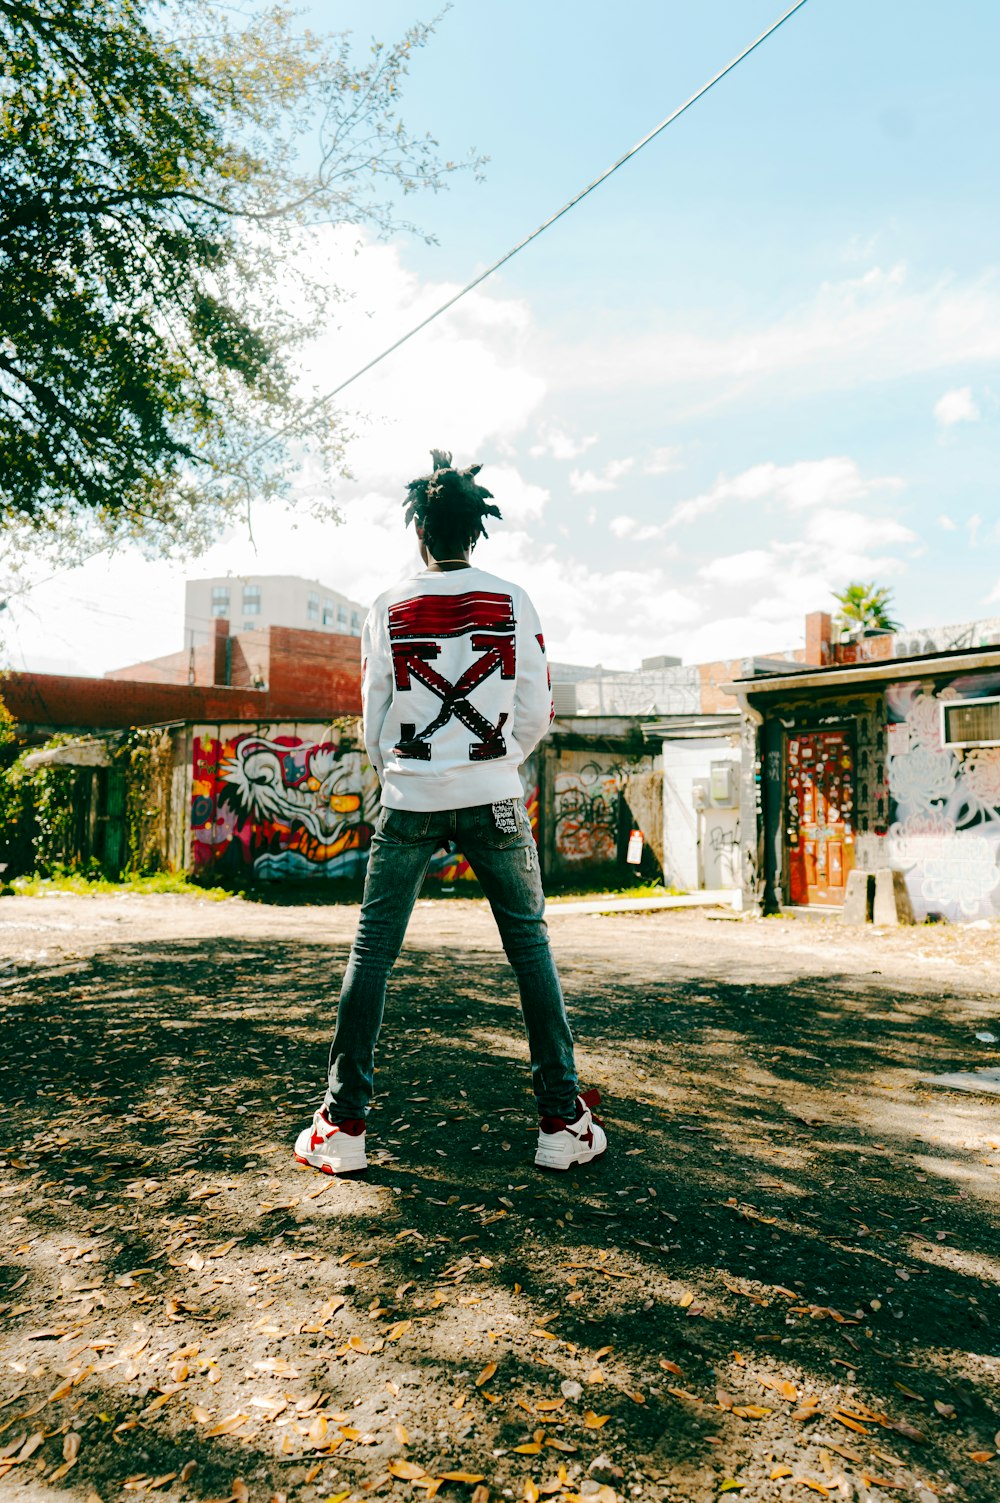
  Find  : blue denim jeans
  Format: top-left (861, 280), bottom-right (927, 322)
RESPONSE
top-left (323, 800), bottom-right (579, 1121)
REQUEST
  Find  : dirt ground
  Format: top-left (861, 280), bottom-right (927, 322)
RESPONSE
top-left (0, 892), bottom-right (998, 1503)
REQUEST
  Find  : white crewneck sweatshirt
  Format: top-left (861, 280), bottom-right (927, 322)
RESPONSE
top-left (361, 565), bottom-right (553, 811)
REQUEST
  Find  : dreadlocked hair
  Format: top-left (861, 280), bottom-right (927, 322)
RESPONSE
top-left (403, 449), bottom-right (502, 558)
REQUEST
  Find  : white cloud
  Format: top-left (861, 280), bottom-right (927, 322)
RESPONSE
top-left (668, 457), bottom-right (902, 527)
top-left (644, 445), bottom-right (683, 475)
top-left (987, 576), bottom-right (1000, 604)
top-left (609, 515), bottom-right (666, 543)
top-left (934, 386), bottom-right (980, 426)
top-left (290, 227), bottom-right (546, 485)
top-left (698, 549), bottom-right (776, 586)
top-left (529, 426), bottom-right (597, 460)
top-left (568, 457), bottom-right (635, 495)
top-left (483, 526), bottom-right (699, 669)
top-left (968, 513), bottom-right (983, 548)
top-left (938, 514), bottom-right (957, 530)
top-left (478, 465), bottom-right (549, 525)
top-left (801, 509), bottom-right (917, 551)
top-left (546, 263), bottom-right (1000, 401)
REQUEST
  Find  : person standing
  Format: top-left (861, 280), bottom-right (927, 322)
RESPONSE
top-left (294, 451), bottom-right (606, 1175)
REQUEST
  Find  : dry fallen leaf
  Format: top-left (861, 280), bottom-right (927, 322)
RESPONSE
top-left (207, 1239), bottom-right (239, 1259)
top-left (770, 1466), bottom-right (793, 1480)
top-left (475, 1362), bottom-right (497, 1388)
top-left (583, 1411), bottom-right (610, 1428)
top-left (204, 1413), bottom-right (249, 1437)
top-left (389, 1460), bottom-right (426, 1479)
top-left (63, 1433), bottom-right (81, 1463)
top-left (387, 1320), bottom-right (413, 1341)
top-left (969, 1451), bottom-right (995, 1463)
top-left (232, 1480), bottom-right (249, 1503)
top-left (439, 1473), bottom-right (486, 1484)
top-left (832, 1411), bottom-right (869, 1434)
top-left (894, 1382), bottom-right (924, 1401)
top-left (394, 1423), bottom-right (410, 1445)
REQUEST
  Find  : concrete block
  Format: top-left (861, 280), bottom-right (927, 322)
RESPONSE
top-left (842, 869), bottom-right (874, 925)
top-left (873, 867), bottom-right (915, 926)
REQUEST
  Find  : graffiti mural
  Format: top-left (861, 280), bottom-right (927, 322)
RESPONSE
top-left (886, 673), bottom-right (1000, 921)
top-left (191, 727), bottom-right (541, 884)
top-left (192, 729), bottom-right (378, 879)
top-left (553, 759), bottom-right (620, 865)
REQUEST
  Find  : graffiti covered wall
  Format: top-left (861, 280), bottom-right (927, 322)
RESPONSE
top-left (551, 748), bottom-right (656, 871)
top-left (190, 725), bottom-right (542, 883)
top-left (191, 725), bottom-right (379, 880)
top-left (886, 673), bottom-right (1000, 921)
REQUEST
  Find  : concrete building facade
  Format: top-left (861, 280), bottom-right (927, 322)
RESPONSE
top-left (733, 645), bottom-right (1000, 924)
top-left (185, 574), bottom-right (367, 645)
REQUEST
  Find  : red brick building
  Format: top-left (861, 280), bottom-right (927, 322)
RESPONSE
top-left (4, 619), bottom-right (361, 741)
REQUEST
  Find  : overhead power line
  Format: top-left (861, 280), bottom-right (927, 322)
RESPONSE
top-left (248, 0), bottom-right (812, 457)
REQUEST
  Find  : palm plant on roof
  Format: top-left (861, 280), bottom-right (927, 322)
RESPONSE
top-left (832, 582), bottom-right (901, 640)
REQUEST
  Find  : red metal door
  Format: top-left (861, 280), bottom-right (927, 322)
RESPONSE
top-left (785, 729), bottom-right (856, 906)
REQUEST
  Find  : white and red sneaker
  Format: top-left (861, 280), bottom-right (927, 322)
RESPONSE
top-left (535, 1089), bottom-right (607, 1171)
top-left (294, 1110), bottom-right (367, 1175)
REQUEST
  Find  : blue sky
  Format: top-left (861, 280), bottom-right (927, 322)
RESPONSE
top-left (7, 0), bottom-right (1000, 675)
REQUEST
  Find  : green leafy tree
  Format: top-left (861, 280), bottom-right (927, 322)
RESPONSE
top-left (832, 581), bottom-right (901, 639)
top-left (0, 0), bottom-right (482, 564)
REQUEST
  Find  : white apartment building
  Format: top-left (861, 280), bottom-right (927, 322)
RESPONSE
top-left (185, 575), bottom-right (367, 644)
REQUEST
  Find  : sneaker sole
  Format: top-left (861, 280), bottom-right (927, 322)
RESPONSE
top-left (293, 1150), bottom-right (368, 1176)
top-left (534, 1142), bottom-right (607, 1172)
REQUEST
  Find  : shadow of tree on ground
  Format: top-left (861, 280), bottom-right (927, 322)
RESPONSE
top-left (0, 909), bottom-right (998, 1503)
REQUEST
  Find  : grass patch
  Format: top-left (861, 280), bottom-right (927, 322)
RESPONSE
top-left (9, 870), bottom-right (239, 901)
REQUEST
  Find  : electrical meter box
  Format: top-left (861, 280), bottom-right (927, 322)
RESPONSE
top-left (709, 761), bottom-right (737, 807)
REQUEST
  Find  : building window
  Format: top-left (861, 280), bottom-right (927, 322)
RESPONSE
top-left (350, 610), bottom-right (362, 633)
top-left (211, 585), bottom-right (229, 618)
top-left (322, 603), bottom-right (334, 626)
top-left (242, 584), bottom-right (261, 616)
top-left (307, 592), bottom-right (320, 622)
top-left (337, 604), bottom-right (348, 625)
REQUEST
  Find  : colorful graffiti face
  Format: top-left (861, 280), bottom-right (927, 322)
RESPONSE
top-left (192, 731), bottom-right (378, 879)
top-left (887, 675), bottom-right (1000, 921)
